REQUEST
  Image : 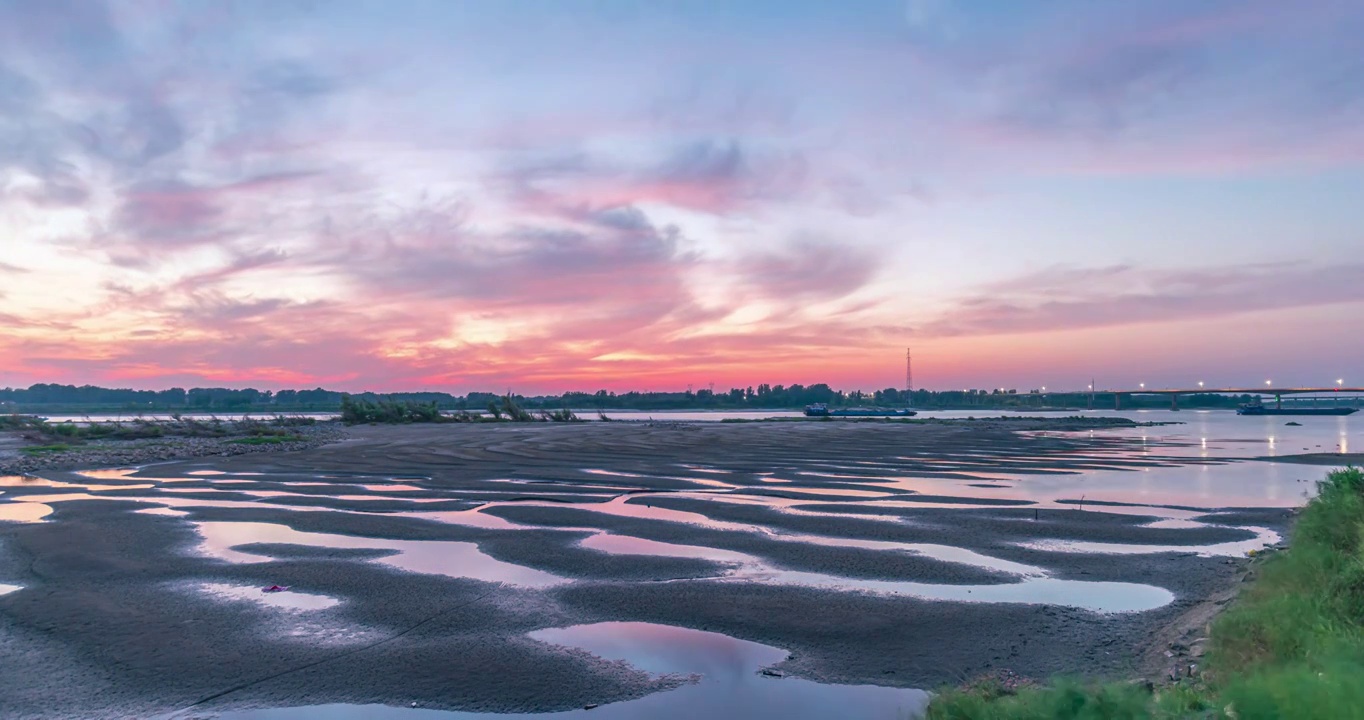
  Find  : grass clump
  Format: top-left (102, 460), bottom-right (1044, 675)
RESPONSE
top-left (227, 435), bottom-right (296, 445)
top-left (340, 394), bottom-right (447, 424)
top-left (20, 443), bottom-right (73, 455)
top-left (927, 467), bottom-right (1364, 720)
top-left (539, 408), bottom-right (579, 422)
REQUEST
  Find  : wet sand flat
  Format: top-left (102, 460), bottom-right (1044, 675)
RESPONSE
top-left (0, 420), bottom-right (1301, 718)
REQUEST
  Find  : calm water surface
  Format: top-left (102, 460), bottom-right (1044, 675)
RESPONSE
top-left (216, 622), bottom-right (929, 720)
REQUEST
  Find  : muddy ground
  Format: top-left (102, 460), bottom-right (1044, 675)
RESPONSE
top-left (0, 420), bottom-right (1298, 718)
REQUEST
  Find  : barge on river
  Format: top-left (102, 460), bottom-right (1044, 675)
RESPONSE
top-left (804, 403), bottom-right (917, 418)
top-left (1236, 398), bottom-right (1358, 416)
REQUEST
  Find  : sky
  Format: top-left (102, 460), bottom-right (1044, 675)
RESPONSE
top-left (1, 0), bottom-right (1362, 394)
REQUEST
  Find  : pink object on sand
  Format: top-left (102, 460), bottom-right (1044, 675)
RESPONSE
top-left (262, 585), bottom-right (289, 593)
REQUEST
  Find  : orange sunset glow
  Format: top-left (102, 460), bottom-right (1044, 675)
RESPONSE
top-left (3, 1), bottom-right (1362, 394)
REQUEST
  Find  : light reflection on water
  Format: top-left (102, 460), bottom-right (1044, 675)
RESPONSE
top-left (217, 622), bottom-right (930, 720)
top-left (0, 462), bottom-right (1271, 611)
top-left (0, 475), bottom-right (66, 488)
top-left (72, 468), bottom-right (140, 480)
top-left (0, 502), bottom-right (52, 522)
top-left (2, 413), bottom-right (1330, 612)
top-left (194, 582), bottom-right (341, 611)
top-left (578, 529), bottom-right (1169, 613)
top-left (193, 521), bottom-right (565, 588)
top-left (1022, 524), bottom-right (1281, 558)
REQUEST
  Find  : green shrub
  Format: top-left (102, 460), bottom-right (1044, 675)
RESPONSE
top-left (928, 468), bottom-right (1364, 720)
top-left (340, 394), bottom-right (447, 424)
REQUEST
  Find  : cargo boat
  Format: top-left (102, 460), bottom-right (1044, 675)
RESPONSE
top-left (804, 403), bottom-right (916, 418)
top-left (1236, 399), bottom-right (1358, 416)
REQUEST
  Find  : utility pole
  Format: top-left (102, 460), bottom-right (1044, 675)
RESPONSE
top-left (905, 348), bottom-right (913, 407)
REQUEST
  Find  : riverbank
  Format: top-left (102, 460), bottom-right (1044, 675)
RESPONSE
top-left (0, 414), bottom-right (1148, 477)
top-left (926, 467), bottom-right (1364, 718)
top-left (0, 423), bottom-right (346, 476)
top-left (0, 419), bottom-right (1302, 717)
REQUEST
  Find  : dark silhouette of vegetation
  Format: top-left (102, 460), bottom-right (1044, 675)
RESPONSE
top-left (340, 395), bottom-right (448, 424)
top-left (1, 382), bottom-right (1283, 415)
top-left (338, 394), bottom-right (575, 425)
top-left (498, 395), bottom-right (535, 422)
top-left (0, 413), bottom-right (307, 444)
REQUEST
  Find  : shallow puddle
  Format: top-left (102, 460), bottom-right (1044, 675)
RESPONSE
top-left (682, 476), bottom-right (741, 489)
top-left (414, 507), bottom-right (527, 530)
top-left (0, 502), bottom-right (52, 522)
top-left (754, 570), bottom-right (1172, 612)
top-left (581, 530), bottom-right (1167, 612)
top-left (73, 468), bottom-right (140, 480)
top-left (579, 533), bottom-right (750, 564)
top-left (195, 582), bottom-right (341, 611)
top-left (218, 622), bottom-right (929, 720)
top-left (0, 475), bottom-right (63, 487)
top-left (136, 506), bottom-right (190, 517)
top-left (0, 583), bottom-right (21, 596)
top-left (775, 486), bottom-right (897, 498)
top-left (193, 521), bottom-right (564, 588)
top-left (1022, 524), bottom-right (1281, 558)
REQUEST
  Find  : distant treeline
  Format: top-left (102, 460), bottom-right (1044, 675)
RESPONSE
top-left (0, 382), bottom-right (1259, 412)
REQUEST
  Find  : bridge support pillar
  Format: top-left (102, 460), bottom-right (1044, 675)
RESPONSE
top-left (1276, 393), bottom-right (1282, 410)
top-left (1170, 393), bottom-right (1179, 411)
top-left (1114, 393), bottom-right (1121, 410)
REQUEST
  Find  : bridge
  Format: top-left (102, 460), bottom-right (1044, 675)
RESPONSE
top-left (1041, 386), bottom-right (1364, 410)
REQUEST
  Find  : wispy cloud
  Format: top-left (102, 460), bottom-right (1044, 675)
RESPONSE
top-left (1, 0), bottom-right (1361, 391)
top-left (920, 263), bottom-right (1364, 337)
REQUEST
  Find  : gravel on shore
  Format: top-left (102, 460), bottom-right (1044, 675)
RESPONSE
top-left (0, 424), bottom-right (347, 477)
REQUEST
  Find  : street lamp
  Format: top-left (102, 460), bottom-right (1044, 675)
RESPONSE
top-left (1198, 381), bottom-right (1204, 389)
top-left (1139, 383), bottom-right (1145, 390)
top-left (1339, 379), bottom-right (1345, 387)
top-left (1266, 380), bottom-right (1272, 387)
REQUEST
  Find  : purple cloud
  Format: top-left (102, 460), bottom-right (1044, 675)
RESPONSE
top-left (920, 262), bottom-right (1364, 337)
